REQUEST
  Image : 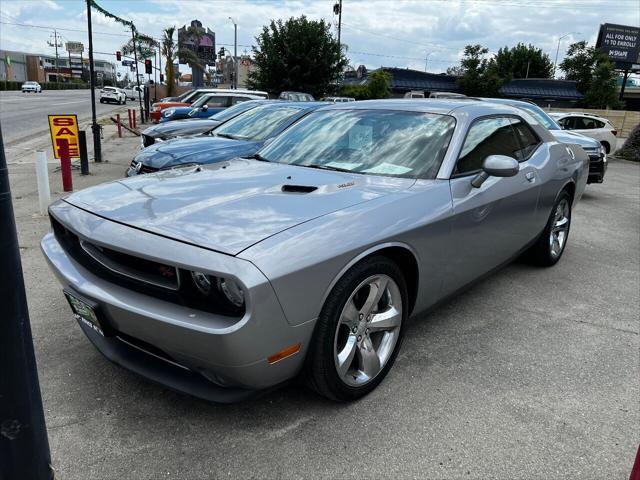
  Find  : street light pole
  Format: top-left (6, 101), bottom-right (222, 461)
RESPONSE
top-left (0, 121), bottom-right (54, 480)
top-left (228, 17), bottom-right (237, 89)
top-left (553, 32), bottom-right (580, 78)
top-left (86, 0), bottom-right (101, 162)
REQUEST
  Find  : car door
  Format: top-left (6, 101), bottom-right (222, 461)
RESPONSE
top-left (443, 115), bottom-right (542, 293)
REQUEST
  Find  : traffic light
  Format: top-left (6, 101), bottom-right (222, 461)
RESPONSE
top-left (116, 51), bottom-right (121, 61)
top-left (144, 59), bottom-right (152, 74)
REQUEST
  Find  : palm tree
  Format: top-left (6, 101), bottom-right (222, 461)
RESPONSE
top-left (160, 26), bottom-right (202, 96)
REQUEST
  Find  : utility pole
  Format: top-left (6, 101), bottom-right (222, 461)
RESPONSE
top-left (0, 121), bottom-right (54, 480)
top-left (131, 25), bottom-right (144, 118)
top-left (229, 17), bottom-right (237, 89)
top-left (86, 0), bottom-right (101, 162)
top-left (334, 0), bottom-right (342, 51)
top-left (47, 29), bottom-right (61, 82)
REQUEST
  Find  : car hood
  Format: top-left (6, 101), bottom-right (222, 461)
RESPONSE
top-left (551, 130), bottom-right (600, 149)
top-left (142, 120), bottom-right (220, 139)
top-left (134, 136), bottom-right (261, 169)
top-left (63, 159), bottom-right (414, 255)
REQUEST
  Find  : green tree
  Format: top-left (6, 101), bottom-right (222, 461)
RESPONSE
top-left (367, 70), bottom-right (391, 99)
top-left (456, 44), bottom-right (502, 97)
top-left (560, 41), bottom-right (621, 109)
top-left (249, 16), bottom-right (348, 97)
top-left (490, 43), bottom-right (553, 79)
top-left (338, 70), bottom-right (391, 99)
top-left (121, 32), bottom-right (157, 61)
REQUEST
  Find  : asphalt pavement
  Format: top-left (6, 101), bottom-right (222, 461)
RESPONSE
top-left (0, 89), bottom-right (139, 145)
top-left (7, 133), bottom-right (640, 479)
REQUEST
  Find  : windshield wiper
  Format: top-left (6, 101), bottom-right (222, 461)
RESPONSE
top-left (247, 153), bottom-right (270, 162)
top-left (215, 133), bottom-right (238, 140)
top-left (301, 164), bottom-right (354, 173)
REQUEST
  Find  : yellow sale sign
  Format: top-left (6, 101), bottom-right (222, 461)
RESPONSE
top-left (48, 114), bottom-right (80, 159)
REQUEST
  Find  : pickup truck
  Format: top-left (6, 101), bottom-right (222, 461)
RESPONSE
top-left (122, 85), bottom-right (144, 101)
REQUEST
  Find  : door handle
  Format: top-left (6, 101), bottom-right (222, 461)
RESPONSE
top-left (525, 171), bottom-right (536, 182)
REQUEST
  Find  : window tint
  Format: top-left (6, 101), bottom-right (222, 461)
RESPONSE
top-left (258, 110), bottom-right (456, 180)
top-left (213, 106), bottom-right (302, 141)
top-left (456, 117), bottom-right (521, 174)
top-left (510, 118), bottom-right (540, 159)
top-left (231, 96), bottom-right (252, 105)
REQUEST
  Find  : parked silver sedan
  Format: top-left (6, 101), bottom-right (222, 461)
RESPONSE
top-left (41, 100), bottom-right (588, 402)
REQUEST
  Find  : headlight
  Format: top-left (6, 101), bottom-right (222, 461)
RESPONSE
top-left (164, 108), bottom-right (176, 117)
top-left (190, 272), bottom-right (245, 311)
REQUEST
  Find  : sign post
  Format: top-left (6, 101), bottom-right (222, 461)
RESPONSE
top-left (48, 115), bottom-right (79, 192)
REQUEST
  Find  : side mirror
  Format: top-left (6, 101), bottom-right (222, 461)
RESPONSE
top-left (201, 105), bottom-right (209, 112)
top-left (471, 155), bottom-right (519, 188)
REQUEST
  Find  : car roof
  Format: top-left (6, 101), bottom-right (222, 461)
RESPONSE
top-left (318, 98), bottom-right (529, 117)
top-left (191, 88), bottom-right (268, 95)
top-left (257, 101), bottom-right (325, 110)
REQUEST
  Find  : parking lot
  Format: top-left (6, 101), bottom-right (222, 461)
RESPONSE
top-left (6, 131), bottom-right (637, 479)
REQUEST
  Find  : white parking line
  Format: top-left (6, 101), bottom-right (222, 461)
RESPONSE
top-left (50, 100), bottom-right (87, 106)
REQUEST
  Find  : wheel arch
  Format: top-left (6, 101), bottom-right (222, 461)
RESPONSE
top-left (321, 242), bottom-right (420, 317)
top-left (561, 180), bottom-right (576, 205)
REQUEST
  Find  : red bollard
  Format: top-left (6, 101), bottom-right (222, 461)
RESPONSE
top-left (57, 138), bottom-right (73, 192)
top-left (132, 110), bottom-right (137, 129)
top-left (116, 113), bottom-right (122, 138)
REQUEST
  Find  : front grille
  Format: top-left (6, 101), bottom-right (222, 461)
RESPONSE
top-left (129, 160), bottom-right (159, 175)
top-left (50, 215), bottom-right (244, 317)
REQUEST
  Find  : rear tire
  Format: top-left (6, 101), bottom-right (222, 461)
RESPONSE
top-left (525, 190), bottom-right (572, 267)
top-left (306, 256), bottom-right (408, 401)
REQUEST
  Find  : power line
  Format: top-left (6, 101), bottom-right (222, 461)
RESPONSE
top-left (0, 20), bottom-right (252, 48)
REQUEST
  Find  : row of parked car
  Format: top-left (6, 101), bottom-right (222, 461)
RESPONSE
top-left (44, 94), bottom-right (596, 403)
top-left (149, 89), bottom-right (354, 123)
top-left (134, 94), bottom-right (608, 185)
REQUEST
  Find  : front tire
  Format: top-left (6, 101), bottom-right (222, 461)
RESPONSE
top-left (307, 256), bottom-right (408, 401)
top-left (526, 190), bottom-right (572, 267)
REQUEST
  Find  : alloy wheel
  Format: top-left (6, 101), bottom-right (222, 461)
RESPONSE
top-left (549, 198), bottom-right (570, 258)
top-left (333, 274), bottom-right (403, 386)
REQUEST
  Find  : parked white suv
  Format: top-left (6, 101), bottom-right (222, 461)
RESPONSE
top-left (21, 81), bottom-right (42, 93)
top-left (99, 86), bottom-right (127, 105)
top-left (549, 112), bottom-right (618, 154)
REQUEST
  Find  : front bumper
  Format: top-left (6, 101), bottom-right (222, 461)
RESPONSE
top-left (41, 203), bottom-right (315, 402)
top-left (587, 154), bottom-right (607, 184)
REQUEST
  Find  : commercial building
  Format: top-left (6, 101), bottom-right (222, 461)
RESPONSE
top-left (342, 66), bottom-right (584, 108)
top-left (0, 50), bottom-right (116, 83)
top-left (214, 54), bottom-right (253, 88)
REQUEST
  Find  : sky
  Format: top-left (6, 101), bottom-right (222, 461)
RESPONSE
top-left (0, 0), bottom-right (639, 79)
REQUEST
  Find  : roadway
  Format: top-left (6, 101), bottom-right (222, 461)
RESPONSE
top-left (0, 89), bottom-right (140, 145)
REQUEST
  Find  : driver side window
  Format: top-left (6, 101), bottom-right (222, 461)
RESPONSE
top-left (455, 117), bottom-right (521, 175)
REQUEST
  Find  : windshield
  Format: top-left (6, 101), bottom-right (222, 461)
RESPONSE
top-left (257, 109), bottom-right (456, 179)
top-left (515, 103), bottom-right (560, 130)
top-left (209, 101), bottom-right (262, 122)
top-left (213, 105), bottom-right (303, 141)
top-left (174, 89), bottom-right (194, 102)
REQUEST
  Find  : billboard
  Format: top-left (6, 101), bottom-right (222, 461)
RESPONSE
top-left (65, 41), bottom-right (84, 54)
top-left (178, 20), bottom-right (215, 66)
top-left (596, 23), bottom-right (640, 68)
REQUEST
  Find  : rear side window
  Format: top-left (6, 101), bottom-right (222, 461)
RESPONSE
top-left (455, 117), bottom-right (522, 174)
top-left (510, 117), bottom-right (541, 160)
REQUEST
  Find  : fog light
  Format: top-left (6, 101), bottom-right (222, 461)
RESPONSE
top-left (216, 277), bottom-right (244, 307)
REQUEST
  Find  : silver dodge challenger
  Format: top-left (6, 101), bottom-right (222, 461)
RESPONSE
top-left (41, 100), bottom-right (588, 402)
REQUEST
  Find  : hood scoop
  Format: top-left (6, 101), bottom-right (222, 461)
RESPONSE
top-left (281, 184), bottom-right (318, 194)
